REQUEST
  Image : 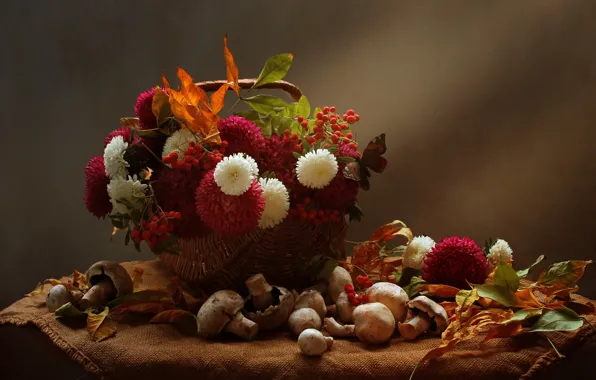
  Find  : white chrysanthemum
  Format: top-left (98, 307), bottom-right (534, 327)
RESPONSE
top-left (487, 239), bottom-right (513, 270)
top-left (103, 135), bottom-right (129, 178)
top-left (258, 178), bottom-right (290, 229)
top-left (107, 175), bottom-right (148, 215)
top-left (213, 153), bottom-right (257, 196)
top-left (296, 149), bottom-right (338, 189)
top-left (162, 128), bottom-right (195, 166)
top-left (245, 154), bottom-right (259, 177)
top-left (403, 236), bottom-right (436, 270)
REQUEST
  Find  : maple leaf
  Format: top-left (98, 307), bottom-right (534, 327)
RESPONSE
top-left (369, 220), bottom-right (412, 244)
top-left (87, 307), bottom-right (118, 342)
top-left (223, 35), bottom-right (239, 96)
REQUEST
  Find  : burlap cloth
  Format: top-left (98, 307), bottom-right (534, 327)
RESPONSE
top-left (1, 260), bottom-right (594, 380)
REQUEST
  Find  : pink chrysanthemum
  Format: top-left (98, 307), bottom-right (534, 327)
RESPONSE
top-left (195, 170), bottom-right (264, 236)
top-left (338, 142), bottom-right (360, 160)
top-left (84, 156), bottom-right (112, 218)
top-left (134, 88), bottom-right (157, 129)
top-left (218, 116), bottom-right (266, 158)
top-left (422, 236), bottom-right (489, 288)
top-left (104, 127), bottom-right (133, 148)
top-left (314, 173), bottom-right (359, 210)
top-left (152, 167), bottom-right (207, 238)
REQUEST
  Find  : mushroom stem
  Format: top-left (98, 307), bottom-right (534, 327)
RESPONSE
top-left (79, 278), bottom-right (116, 310)
top-left (324, 336), bottom-right (334, 349)
top-left (398, 314), bottom-right (432, 340)
top-left (324, 317), bottom-right (356, 338)
top-left (326, 304), bottom-right (337, 317)
top-left (245, 273), bottom-right (274, 311)
top-left (223, 313), bottom-right (258, 340)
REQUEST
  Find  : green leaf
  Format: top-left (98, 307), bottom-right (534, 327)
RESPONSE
top-left (517, 255), bottom-right (546, 279)
top-left (483, 238), bottom-right (495, 255)
top-left (107, 289), bottom-right (170, 308)
top-left (393, 271), bottom-right (403, 283)
top-left (243, 95), bottom-right (290, 114)
top-left (254, 53), bottom-right (294, 88)
top-left (234, 110), bottom-right (261, 121)
top-left (293, 152), bottom-right (302, 159)
top-left (476, 284), bottom-right (516, 307)
top-left (529, 307), bottom-right (583, 332)
top-left (537, 260), bottom-right (592, 286)
top-left (347, 202), bottom-right (363, 222)
top-left (338, 156), bottom-right (356, 163)
top-left (326, 146), bottom-right (339, 154)
top-left (296, 95), bottom-right (311, 118)
top-left (493, 263), bottom-right (520, 292)
top-left (404, 276), bottom-right (426, 298)
top-left (504, 308), bottom-right (544, 323)
top-left (135, 129), bottom-right (162, 138)
top-left (55, 302), bottom-right (87, 318)
top-left (456, 289), bottom-right (479, 309)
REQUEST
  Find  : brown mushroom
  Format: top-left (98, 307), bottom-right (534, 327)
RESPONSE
top-left (244, 285), bottom-right (294, 330)
top-left (79, 261), bottom-right (133, 310)
top-left (197, 290), bottom-right (258, 340)
top-left (328, 266), bottom-right (353, 303)
top-left (323, 317), bottom-right (355, 338)
top-left (398, 295), bottom-right (448, 340)
top-left (288, 308), bottom-right (322, 337)
top-left (294, 290), bottom-right (327, 319)
top-left (245, 273), bottom-right (274, 310)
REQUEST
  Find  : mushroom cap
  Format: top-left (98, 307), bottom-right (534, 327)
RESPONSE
top-left (336, 291), bottom-right (355, 323)
top-left (408, 295), bottom-right (449, 333)
top-left (298, 328), bottom-right (333, 356)
top-left (86, 261), bottom-right (133, 298)
top-left (294, 290), bottom-right (327, 319)
top-left (288, 307), bottom-right (322, 336)
top-left (197, 290), bottom-right (245, 339)
top-left (46, 284), bottom-right (72, 312)
top-left (365, 282), bottom-right (409, 323)
top-left (328, 266), bottom-right (353, 303)
top-left (353, 302), bottom-right (396, 345)
top-left (245, 273), bottom-right (273, 296)
top-left (245, 286), bottom-right (294, 330)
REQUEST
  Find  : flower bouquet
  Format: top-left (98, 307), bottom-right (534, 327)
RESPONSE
top-left (84, 36), bottom-right (387, 293)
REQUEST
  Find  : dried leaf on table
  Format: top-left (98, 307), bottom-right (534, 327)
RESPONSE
top-left (564, 300), bottom-right (596, 315)
top-left (71, 269), bottom-right (89, 291)
top-left (25, 282), bottom-right (46, 297)
top-left (483, 322), bottom-right (523, 342)
top-left (150, 309), bottom-right (195, 324)
top-left (440, 301), bottom-right (458, 318)
top-left (514, 288), bottom-right (545, 309)
top-left (131, 267), bottom-right (144, 292)
top-left (419, 284), bottom-right (461, 298)
top-left (87, 307), bottom-right (117, 342)
top-left (55, 302), bottom-right (87, 318)
top-left (517, 255), bottom-right (546, 279)
top-left (535, 260), bottom-right (592, 287)
top-left (25, 278), bottom-right (72, 297)
top-left (110, 300), bottom-right (176, 317)
top-left (529, 307), bottom-right (584, 332)
top-left (108, 289), bottom-right (170, 308)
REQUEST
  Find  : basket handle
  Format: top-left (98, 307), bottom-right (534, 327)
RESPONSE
top-left (195, 79), bottom-right (303, 102)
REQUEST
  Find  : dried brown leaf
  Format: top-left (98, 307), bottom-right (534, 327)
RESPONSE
top-left (150, 309), bottom-right (195, 324)
top-left (419, 284), bottom-right (461, 298)
top-left (87, 307), bottom-right (117, 342)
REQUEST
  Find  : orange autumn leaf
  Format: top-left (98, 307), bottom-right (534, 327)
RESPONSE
top-left (176, 67), bottom-right (210, 107)
top-left (541, 284), bottom-right (580, 300)
top-left (478, 297), bottom-right (500, 309)
top-left (110, 300), bottom-right (176, 316)
top-left (25, 282), bottom-right (45, 297)
top-left (536, 260), bottom-right (592, 287)
top-left (420, 338), bottom-right (460, 362)
top-left (25, 278), bottom-right (72, 297)
top-left (132, 267), bottom-right (144, 292)
top-left (71, 270), bottom-right (89, 291)
top-left (87, 307), bottom-right (117, 342)
top-left (440, 302), bottom-right (458, 318)
top-left (223, 35), bottom-right (239, 95)
top-left (150, 309), bottom-right (195, 324)
top-left (210, 83), bottom-right (229, 114)
top-left (515, 288), bottom-right (544, 309)
top-left (419, 284), bottom-right (461, 298)
top-left (151, 86), bottom-right (170, 121)
top-left (368, 220), bottom-right (412, 244)
top-left (483, 322), bottom-right (523, 342)
top-left (119, 117), bottom-right (140, 129)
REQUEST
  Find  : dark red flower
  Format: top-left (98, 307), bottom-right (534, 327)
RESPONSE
top-left (195, 170), bottom-right (264, 236)
top-left (422, 236), bottom-right (489, 288)
top-left (314, 173), bottom-right (359, 210)
top-left (218, 116), bottom-right (266, 158)
top-left (104, 127), bottom-right (134, 148)
top-left (134, 88), bottom-right (157, 130)
top-left (84, 156), bottom-right (111, 219)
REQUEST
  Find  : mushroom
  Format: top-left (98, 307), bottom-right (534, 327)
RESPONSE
top-left (79, 261), bottom-right (133, 310)
top-left (398, 295), bottom-right (448, 340)
top-left (294, 290), bottom-right (327, 319)
top-left (323, 317), bottom-right (355, 338)
top-left (46, 285), bottom-right (72, 312)
top-left (197, 290), bottom-right (258, 340)
top-left (298, 328), bottom-right (333, 356)
top-left (288, 308), bottom-right (322, 337)
top-left (328, 266), bottom-right (353, 303)
top-left (326, 304), bottom-right (337, 317)
top-left (365, 282), bottom-right (409, 323)
top-left (245, 273), bottom-right (274, 310)
top-left (335, 291), bottom-right (356, 323)
top-left (244, 285), bottom-right (294, 330)
top-left (353, 302), bottom-right (396, 345)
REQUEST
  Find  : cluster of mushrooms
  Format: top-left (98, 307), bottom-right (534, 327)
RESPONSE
top-left (197, 266), bottom-right (449, 356)
top-left (45, 262), bottom-right (449, 356)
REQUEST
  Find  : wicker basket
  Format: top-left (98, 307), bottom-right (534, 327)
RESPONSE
top-left (158, 79), bottom-right (348, 295)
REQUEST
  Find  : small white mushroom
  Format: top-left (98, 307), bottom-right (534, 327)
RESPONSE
top-left (294, 290), bottom-right (327, 319)
top-left (323, 317), bottom-right (355, 338)
top-left (353, 302), bottom-right (396, 345)
top-left (298, 328), bottom-right (333, 356)
top-left (46, 285), bottom-right (72, 312)
top-left (365, 282), bottom-right (409, 323)
top-left (288, 308), bottom-right (322, 337)
top-left (328, 266), bottom-right (353, 303)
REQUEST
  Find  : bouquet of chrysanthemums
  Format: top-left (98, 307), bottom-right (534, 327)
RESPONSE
top-left (83, 36), bottom-right (387, 254)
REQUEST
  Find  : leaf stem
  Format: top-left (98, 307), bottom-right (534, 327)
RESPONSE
top-left (541, 333), bottom-right (565, 359)
top-left (345, 240), bottom-right (363, 245)
top-left (409, 359), bottom-right (422, 380)
top-left (581, 316), bottom-right (596, 333)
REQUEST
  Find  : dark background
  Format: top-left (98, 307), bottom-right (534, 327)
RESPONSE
top-left (1, 0), bottom-right (596, 310)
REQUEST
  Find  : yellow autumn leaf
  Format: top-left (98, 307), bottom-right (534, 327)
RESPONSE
top-left (87, 307), bottom-right (118, 342)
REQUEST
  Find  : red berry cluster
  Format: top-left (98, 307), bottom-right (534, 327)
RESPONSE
top-left (356, 275), bottom-right (374, 288)
top-left (344, 283), bottom-right (370, 307)
top-left (312, 106), bottom-right (360, 146)
top-left (288, 197), bottom-right (342, 225)
top-left (162, 141), bottom-right (227, 170)
top-left (130, 211), bottom-right (182, 248)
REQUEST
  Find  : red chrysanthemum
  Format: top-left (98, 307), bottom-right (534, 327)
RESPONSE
top-left (84, 156), bottom-right (112, 219)
top-left (422, 236), bottom-right (489, 288)
top-left (134, 88), bottom-right (157, 129)
top-left (152, 167), bottom-right (207, 238)
top-left (195, 170), bottom-right (264, 236)
top-left (314, 173), bottom-right (359, 210)
top-left (258, 133), bottom-right (298, 189)
top-left (218, 116), bottom-right (266, 158)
